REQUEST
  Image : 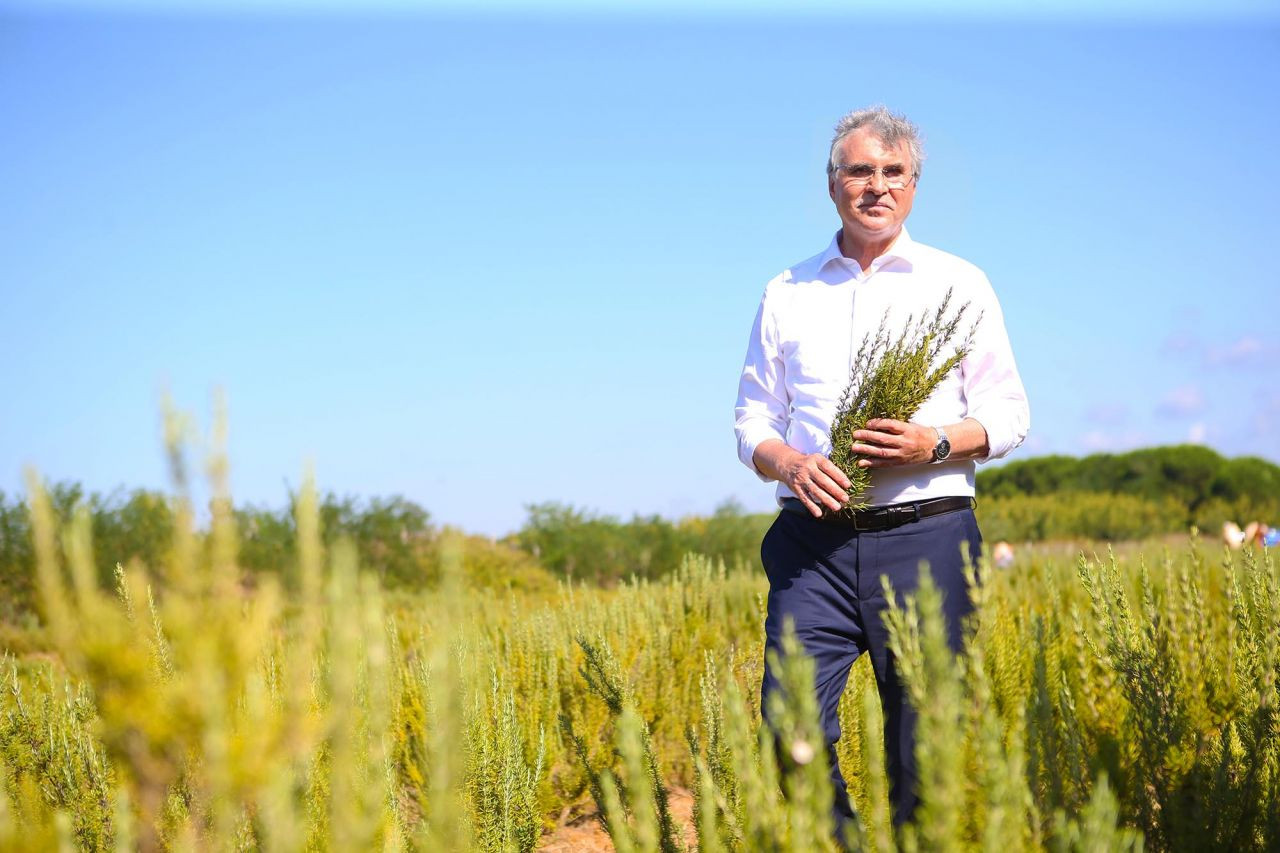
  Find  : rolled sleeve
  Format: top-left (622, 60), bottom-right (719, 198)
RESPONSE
top-left (734, 290), bottom-right (789, 481)
top-left (962, 280), bottom-right (1030, 463)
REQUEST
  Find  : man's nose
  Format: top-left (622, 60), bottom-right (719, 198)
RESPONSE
top-left (866, 169), bottom-right (889, 191)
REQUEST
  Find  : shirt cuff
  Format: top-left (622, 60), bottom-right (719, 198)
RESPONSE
top-left (968, 405), bottom-right (1029, 464)
top-left (737, 425), bottom-right (786, 482)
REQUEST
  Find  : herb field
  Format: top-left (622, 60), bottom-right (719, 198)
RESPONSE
top-left (1, 465), bottom-right (1277, 852)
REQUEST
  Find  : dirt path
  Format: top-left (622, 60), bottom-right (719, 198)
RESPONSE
top-left (538, 788), bottom-right (696, 852)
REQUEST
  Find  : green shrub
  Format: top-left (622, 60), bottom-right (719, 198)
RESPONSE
top-left (977, 492), bottom-right (1186, 542)
top-left (978, 445), bottom-right (1280, 524)
top-left (3, 423), bottom-right (1278, 849)
top-left (513, 499), bottom-right (772, 585)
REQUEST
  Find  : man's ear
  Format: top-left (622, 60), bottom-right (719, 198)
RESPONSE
top-left (828, 177), bottom-right (836, 201)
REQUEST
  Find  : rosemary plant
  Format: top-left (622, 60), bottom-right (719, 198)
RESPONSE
top-left (828, 289), bottom-right (974, 512)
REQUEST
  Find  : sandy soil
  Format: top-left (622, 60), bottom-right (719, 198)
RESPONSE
top-left (538, 788), bottom-right (696, 852)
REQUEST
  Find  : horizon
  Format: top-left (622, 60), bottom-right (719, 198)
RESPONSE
top-left (9, 440), bottom-right (1270, 538)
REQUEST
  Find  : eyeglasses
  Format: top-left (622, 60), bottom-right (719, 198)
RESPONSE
top-left (831, 163), bottom-right (916, 190)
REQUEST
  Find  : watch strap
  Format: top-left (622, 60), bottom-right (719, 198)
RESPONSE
top-left (932, 426), bottom-right (951, 462)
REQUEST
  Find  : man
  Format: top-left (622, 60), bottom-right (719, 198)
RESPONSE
top-left (733, 106), bottom-right (1029, 835)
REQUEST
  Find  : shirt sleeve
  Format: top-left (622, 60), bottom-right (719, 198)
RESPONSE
top-left (734, 287), bottom-right (789, 481)
top-left (961, 275), bottom-right (1030, 463)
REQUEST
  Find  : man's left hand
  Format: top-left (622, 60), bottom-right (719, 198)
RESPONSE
top-left (849, 419), bottom-right (937, 468)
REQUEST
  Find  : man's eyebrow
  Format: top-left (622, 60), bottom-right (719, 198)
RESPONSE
top-left (843, 161), bottom-right (908, 169)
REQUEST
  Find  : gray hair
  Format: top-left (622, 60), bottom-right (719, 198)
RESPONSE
top-left (826, 105), bottom-right (925, 179)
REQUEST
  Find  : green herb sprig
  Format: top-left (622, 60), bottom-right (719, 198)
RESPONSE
top-left (828, 288), bottom-right (976, 514)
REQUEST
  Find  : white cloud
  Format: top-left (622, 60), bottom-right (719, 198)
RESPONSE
top-left (1206, 335), bottom-right (1277, 368)
top-left (1021, 434), bottom-right (1048, 454)
top-left (1085, 403), bottom-right (1129, 425)
top-left (1160, 330), bottom-right (1200, 356)
top-left (1188, 422), bottom-right (1207, 443)
top-left (1156, 384), bottom-right (1206, 417)
top-left (1080, 430), bottom-right (1150, 453)
top-left (1251, 394), bottom-right (1280, 440)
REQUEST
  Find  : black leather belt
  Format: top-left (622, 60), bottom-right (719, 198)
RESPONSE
top-left (780, 495), bottom-right (975, 532)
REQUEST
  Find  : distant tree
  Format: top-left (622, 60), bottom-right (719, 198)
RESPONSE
top-left (976, 445), bottom-right (1280, 525)
top-left (348, 495), bottom-right (432, 584)
top-left (0, 491), bottom-right (34, 620)
top-left (514, 499), bottom-right (776, 584)
top-left (978, 454), bottom-right (1078, 498)
top-left (235, 503), bottom-right (296, 576)
top-left (90, 488), bottom-right (175, 585)
top-left (305, 492), bottom-right (434, 584)
top-left (1212, 456), bottom-right (1280, 502)
top-left (679, 498), bottom-right (774, 571)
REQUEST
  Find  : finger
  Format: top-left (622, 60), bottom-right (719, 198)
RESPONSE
top-left (856, 452), bottom-right (903, 468)
top-left (873, 428), bottom-right (909, 444)
top-left (799, 478), bottom-right (844, 512)
top-left (865, 419), bottom-right (908, 434)
top-left (870, 417), bottom-right (911, 432)
top-left (849, 442), bottom-right (900, 458)
top-left (852, 429), bottom-right (906, 448)
top-left (798, 492), bottom-right (825, 518)
top-left (799, 459), bottom-right (847, 502)
top-left (816, 458), bottom-right (853, 490)
top-left (811, 471), bottom-right (849, 505)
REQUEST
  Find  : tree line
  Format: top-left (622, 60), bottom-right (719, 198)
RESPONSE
top-left (974, 444), bottom-right (1280, 541)
top-left (2, 445), bottom-right (1275, 618)
top-left (976, 444), bottom-right (1280, 509)
top-left (0, 486), bottom-right (773, 621)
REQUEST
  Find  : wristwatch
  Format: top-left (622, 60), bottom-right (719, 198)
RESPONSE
top-left (931, 426), bottom-right (952, 462)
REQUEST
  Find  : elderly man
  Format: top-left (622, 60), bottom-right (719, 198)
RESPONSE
top-left (734, 106), bottom-right (1029, 835)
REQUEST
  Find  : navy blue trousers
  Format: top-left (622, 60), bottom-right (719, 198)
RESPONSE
top-left (759, 503), bottom-right (982, 835)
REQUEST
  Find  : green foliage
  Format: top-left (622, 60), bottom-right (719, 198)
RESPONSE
top-left (0, 485), bottom-right (176, 620)
top-left (238, 490), bottom-right (433, 585)
top-left (1074, 546), bottom-right (1280, 849)
top-left (974, 447), bottom-right (1280, 541)
top-left (566, 634), bottom-right (682, 852)
top-left (514, 498), bottom-right (773, 584)
top-left (977, 492), bottom-right (1188, 542)
top-left (0, 659), bottom-right (114, 849)
top-left (978, 446), bottom-right (1280, 531)
top-left (761, 625), bottom-right (839, 847)
top-left (683, 629), bottom-right (848, 853)
top-left (2, 420), bottom-right (1279, 849)
top-left (829, 290), bottom-right (972, 511)
top-left (881, 568), bottom-right (971, 850)
top-left (0, 428), bottom-right (551, 851)
top-left (466, 671), bottom-right (545, 852)
top-left (1048, 775), bottom-right (1144, 852)
top-left (6, 491), bottom-right (1280, 849)
top-left (0, 493), bottom-right (35, 628)
top-left (0, 484), bottom-right (563, 624)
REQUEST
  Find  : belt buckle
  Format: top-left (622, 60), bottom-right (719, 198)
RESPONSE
top-left (876, 503), bottom-right (921, 531)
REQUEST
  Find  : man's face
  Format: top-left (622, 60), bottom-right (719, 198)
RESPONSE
top-left (828, 128), bottom-right (917, 246)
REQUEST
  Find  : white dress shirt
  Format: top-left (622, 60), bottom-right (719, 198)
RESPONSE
top-left (734, 228), bottom-right (1030, 508)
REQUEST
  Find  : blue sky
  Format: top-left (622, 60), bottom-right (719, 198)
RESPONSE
top-left (2, 1), bottom-right (1278, 535)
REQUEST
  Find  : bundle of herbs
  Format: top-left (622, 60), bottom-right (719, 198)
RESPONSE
top-left (828, 288), bottom-right (975, 514)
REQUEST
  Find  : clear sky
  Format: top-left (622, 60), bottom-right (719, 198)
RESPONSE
top-left (2, 1), bottom-right (1278, 536)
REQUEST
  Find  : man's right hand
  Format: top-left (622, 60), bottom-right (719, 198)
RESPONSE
top-left (751, 440), bottom-right (851, 517)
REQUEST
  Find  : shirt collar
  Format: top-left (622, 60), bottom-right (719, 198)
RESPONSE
top-left (818, 227), bottom-right (918, 273)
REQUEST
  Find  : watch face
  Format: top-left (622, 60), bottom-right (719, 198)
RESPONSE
top-left (935, 439), bottom-right (951, 461)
